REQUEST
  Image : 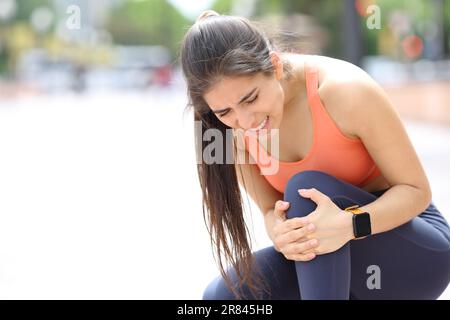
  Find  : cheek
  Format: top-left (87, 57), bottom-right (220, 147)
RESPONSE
top-left (277, 84), bottom-right (285, 104)
top-left (267, 86), bottom-right (284, 128)
top-left (218, 116), bottom-right (234, 128)
top-left (267, 85), bottom-right (284, 111)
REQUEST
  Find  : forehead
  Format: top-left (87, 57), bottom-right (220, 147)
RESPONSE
top-left (204, 73), bottom-right (267, 107)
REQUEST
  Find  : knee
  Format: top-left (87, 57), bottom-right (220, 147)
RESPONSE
top-left (283, 170), bottom-right (335, 219)
top-left (285, 170), bottom-right (334, 194)
top-left (284, 170), bottom-right (334, 203)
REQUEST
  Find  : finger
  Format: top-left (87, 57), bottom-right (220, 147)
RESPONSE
top-left (298, 188), bottom-right (330, 206)
top-left (302, 248), bottom-right (317, 255)
top-left (276, 217), bottom-right (310, 234)
top-left (285, 252), bottom-right (316, 262)
top-left (274, 224), bottom-right (313, 249)
top-left (285, 239), bottom-right (319, 256)
top-left (279, 223), bottom-right (315, 244)
top-left (275, 200), bottom-right (289, 211)
top-left (274, 200), bottom-right (289, 218)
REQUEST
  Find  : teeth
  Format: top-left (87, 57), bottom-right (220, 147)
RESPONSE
top-left (249, 116), bottom-right (268, 131)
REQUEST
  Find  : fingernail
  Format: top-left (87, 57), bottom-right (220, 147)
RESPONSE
top-left (310, 239), bottom-right (317, 246)
top-left (308, 224), bottom-right (315, 231)
top-left (298, 189), bottom-right (307, 193)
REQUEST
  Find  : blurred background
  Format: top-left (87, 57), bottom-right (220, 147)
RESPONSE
top-left (0, 0), bottom-right (449, 299)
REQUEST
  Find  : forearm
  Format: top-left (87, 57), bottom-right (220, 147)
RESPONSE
top-left (264, 208), bottom-right (277, 242)
top-left (265, 184), bottom-right (431, 244)
top-left (357, 184), bottom-right (431, 236)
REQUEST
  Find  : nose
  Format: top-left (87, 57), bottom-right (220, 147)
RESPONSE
top-left (239, 118), bottom-right (259, 131)
top-left (236, 111), bottom-right (257, 130)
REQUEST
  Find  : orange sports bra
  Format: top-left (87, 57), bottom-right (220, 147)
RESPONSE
top-left (243, 60), bottom-right (382, 194)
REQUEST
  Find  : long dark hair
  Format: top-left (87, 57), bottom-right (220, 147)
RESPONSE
top-left (179, 10), bottom-right (293, 299)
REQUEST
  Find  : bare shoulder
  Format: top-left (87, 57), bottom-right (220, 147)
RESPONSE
top-left (311, 57), bottom-right (431, 199)
top-left (311, 55), bottom-right (389, 139)
top-left (315, 55), bottom-right (385, 105)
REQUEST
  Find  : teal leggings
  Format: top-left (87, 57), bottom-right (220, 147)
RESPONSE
top-left (202, 171), bottom-right (450, 299)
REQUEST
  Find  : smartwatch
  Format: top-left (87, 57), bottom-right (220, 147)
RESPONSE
top-left (344, 205), bottom-right (372, 239)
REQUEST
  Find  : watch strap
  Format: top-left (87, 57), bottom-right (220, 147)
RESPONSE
top-left (344, 205), bottom-right (364, 214)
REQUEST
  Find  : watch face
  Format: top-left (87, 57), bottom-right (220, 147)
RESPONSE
top-left (353, 213), bottom-right (372, 238)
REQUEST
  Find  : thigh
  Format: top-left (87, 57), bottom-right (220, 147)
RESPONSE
top-left (349, 207), bottom-right (450, 299)
top-left (202, 246), bottom-right (301, 300)
top-left (284, 171), bottom-right (380, 219)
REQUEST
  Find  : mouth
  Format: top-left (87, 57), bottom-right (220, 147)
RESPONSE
top-left (247, 116), bottom-right (269, 133)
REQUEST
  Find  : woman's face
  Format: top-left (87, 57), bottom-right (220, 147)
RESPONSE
top-left (203, 53), bottom-right (285, 136)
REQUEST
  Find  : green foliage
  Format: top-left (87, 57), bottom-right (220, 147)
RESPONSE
top-left (107, 0), bottom-right (191, 58)
top-left (14, 0), bottom-right (53, 22)
top-left (253, 0), bottom-right (345, 57)
top-left (211, 0), bottom-right (234, 14)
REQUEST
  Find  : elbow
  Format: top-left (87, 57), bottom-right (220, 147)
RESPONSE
top-left (406, 182), bottom-right (432, 213)
top-left (419, 185), bottom-right (432, 210)
top-left (424, 188), bottom-right (432, 208)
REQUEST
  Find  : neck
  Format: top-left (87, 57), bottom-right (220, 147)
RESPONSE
top-left (279, 53), bottom-right (307, 110)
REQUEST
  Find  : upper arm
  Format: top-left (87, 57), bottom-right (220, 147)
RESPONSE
top-left (233, 131), bottom-right (283, 215)
top-left (320, 71), bottom-right (432, 202)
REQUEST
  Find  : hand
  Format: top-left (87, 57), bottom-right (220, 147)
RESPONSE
top-left (298, 188), bottom-right (354, 255)
top-left (268, 200), bottom-right (320, 262)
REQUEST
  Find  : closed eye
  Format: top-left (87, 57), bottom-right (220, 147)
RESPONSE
top-left (246, 94), bottom-right (258, 104)
top-left (217, 95), bottom-right (258, 118)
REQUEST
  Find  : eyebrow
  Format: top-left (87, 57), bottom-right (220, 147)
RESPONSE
top-left (212, 87), bottom-right (258, 114)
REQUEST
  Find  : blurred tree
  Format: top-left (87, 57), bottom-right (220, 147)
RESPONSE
top-left (279, 0), bottom-right (344, 58)
top-left (253, 0), bottom-right (283, 16)
top-left (14, 0), bottom-right (53, 23)
top-left (360, 0), bottom-right (450, 60)
top-left (207, 0), bottom-right (346, 58)
top-left (107, 0), bottom-right (191, 59)
top-left (211, 0), bottom-right (450, 62)
top-left (0, 0), bottom-right (54, 75)
top-left (0, 40), bottom-right (8, 74)
top-left (445, 0), bottom-right (450, 56)
top-left (211, 0), bottom-right (234, 14)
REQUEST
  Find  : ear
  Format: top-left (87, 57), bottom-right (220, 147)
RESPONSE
top-left (269, 51), bottom-right (283, 81)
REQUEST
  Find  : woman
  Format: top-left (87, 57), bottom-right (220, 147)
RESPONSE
top-left (180, 10), bottom-right (450, 299)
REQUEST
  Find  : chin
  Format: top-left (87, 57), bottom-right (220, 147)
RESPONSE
top-left (269, 113), bottom-right (280, 129)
